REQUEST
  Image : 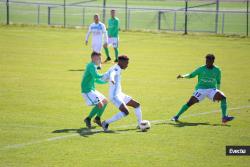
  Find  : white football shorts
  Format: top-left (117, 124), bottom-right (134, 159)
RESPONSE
top-left (193, 88), bottom-right (225, 102)
top-left (92, 41), bottom-right (103, 53)
top-left (110, 92), bottom-right (132, 108)
top-left (108, 37), bottom-right (119, 48)
top-left (82, 90), bottom-right (106, 106)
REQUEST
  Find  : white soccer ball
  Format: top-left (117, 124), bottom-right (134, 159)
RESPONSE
top-left (139, 120), bottom-right (151, 132)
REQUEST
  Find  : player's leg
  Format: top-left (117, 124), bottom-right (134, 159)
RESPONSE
top-left (113, 47), bottom-right (119, 63)
top-left (82, 92), bottom-right (95, 128)
top-left (84, 104), bottom-right (99, 128)
top-left (93, 98), bottom-right (108, 127)
top-left (82, 92), bottom-right (97, 128)
top-left (113, 38), bottom-right (119, 62)
top-left (125, 94), bottom-right (142, 126)
top-left (83, 91), bottom-right (108, 128)
top-left (91, 91), bottom-right (108, 127)
top-left (103, 38), bottom-right (111, 62)
top-left (211, 90), bottom-right (234, 123)
top-left (85, 101), bottom-right (107, 128)
top-left (126, 99), bottom-right (142, 128)
top-left (172, 89), bottom-right (206, 121)
top-left (171, 96), bottom-right (199, 121)
top-left (107, 102), bottom-right (129, 122)
top-left (102, 97), bottom-right (129, 131)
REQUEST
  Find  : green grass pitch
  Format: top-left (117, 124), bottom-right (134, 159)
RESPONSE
top-left (0, 25), bottom-right (250, 167)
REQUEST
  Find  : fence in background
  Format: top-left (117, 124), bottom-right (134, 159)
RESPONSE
top-left (0, 0), bottom-right (249, 36)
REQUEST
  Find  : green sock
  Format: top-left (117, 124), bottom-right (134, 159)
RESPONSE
top-left (96, 104), bottom-right (107, 117)
top-left (221, 98), bottom-right (227, 117)
top-left (88, 105), bottom-right (99, 119)
top-left (176, 104), bottom-right (189, 117)
top-left (104, 47), bottom-right (110, 58)
top-left (114, 48), bottom-right (119, 60)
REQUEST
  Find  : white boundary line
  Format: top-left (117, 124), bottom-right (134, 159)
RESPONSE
top-left (1, 105), bottom-right (250, 151)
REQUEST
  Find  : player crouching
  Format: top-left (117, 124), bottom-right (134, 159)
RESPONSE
top-left (81, 52), bottom-right (108, 128)
top-left (101, 55), bottom-right (142, 131)
top-left (172, 54), bottom-right (234, 124)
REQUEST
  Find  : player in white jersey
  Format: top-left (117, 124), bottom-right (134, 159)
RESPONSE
top-left (85, 14), bottom-right (108, 69)
top-left (85, 14), bottom-right (108, 53)
top-left (101, 55), bottom-right (143, 131)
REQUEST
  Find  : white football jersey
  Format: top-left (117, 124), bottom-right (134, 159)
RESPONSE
top-left (102, 64), bottom-right (122, 98)
top-left (85, 22), bottom-right (108, 44)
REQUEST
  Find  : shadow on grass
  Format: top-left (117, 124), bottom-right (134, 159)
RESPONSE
top-left (68, 69), bottom-right (85, 72)
top-left (52, 127), bottom-right (138, 137)
top-left (155, 121), bottom-right (231, 128)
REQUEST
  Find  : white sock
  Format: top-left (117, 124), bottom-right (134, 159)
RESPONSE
top-left (106, 112), bottom-right (126, 124)
top-left (134, 106), bottom-right (142, 125)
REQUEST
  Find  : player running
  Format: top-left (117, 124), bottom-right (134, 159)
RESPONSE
top-left (85, 14), bottom-right (108, 69)
top-left (104, 9), bottom-right (120, 63)
top-left (171, 54), bottom-right (234, 124)
top-left (101, 55), bottom-right (142, 131)
top-left (81, 52), bottom-right (108, 128)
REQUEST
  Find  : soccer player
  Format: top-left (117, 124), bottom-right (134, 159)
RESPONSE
top-left (85, 14), bottom-right (108, 69)
top-left (171, 54), bottom-right (234, 124)
top-left (104, 9), bottom-right (120, 63)
top-left (81, 52), bottom-right (108, 128)
top-left (101, 55), bottom-right (143, 131)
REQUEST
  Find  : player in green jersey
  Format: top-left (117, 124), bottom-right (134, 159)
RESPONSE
top-left (171, 54), bottom-right (234, 124)
top-left (81, 52), bottom-right (108, 128)
top-left (104, 9), bottom-right (120, 63)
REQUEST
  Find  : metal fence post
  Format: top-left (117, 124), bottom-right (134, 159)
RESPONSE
top-left (128, 9), bottom-right (130, 30)
top-left (215, 0), bottom-right (220, 33)
top-left (174, 11), bottom-right (176, 31)
top-left (125, 0), bottom-right (128, 30)
top-left (37, 5), bottom-right (40, 25)
top-left (103, 0), bottom-right (106, 24)
top-left (221, 12), bottom-right (225, 34)
top-left (6, 0), bottom-right (9, 25)
top-left (64, 0), bottom-right (66, 28)
top-left (158, 11), bottom-right (161, 30)
top-left (247, 0), bottom-right (249, 36)
top-left (82, 8), bottom-right (85, 26)
top-left (48, 7), bottom-right (51, 25)
top-left (184, 0), bottom-right (188, 34)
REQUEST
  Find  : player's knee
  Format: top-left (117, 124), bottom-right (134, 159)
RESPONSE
top-left (187, 100), bottom-right (195, 107)
top-left (119, 104), bottom-right (129, 115)
top-left (134, 102), bottom-right (140, 108)
top-left (102, 99), bottom-right (108, 104)
top-left (97, 102), bottom-right (103, 109)
top-left (214, 92), bottom-right (225, 101)
top-left (187, 100), bottom-right (197, 107)
top-left (186, 102), bottom-right (192, 107)
top-left (122, 110), bottom-right (129, 116)
top-left (221, 95), bottom-right (226, 101)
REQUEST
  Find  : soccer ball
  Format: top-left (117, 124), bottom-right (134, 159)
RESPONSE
top-left (139, 120), bottom-right (151, 132)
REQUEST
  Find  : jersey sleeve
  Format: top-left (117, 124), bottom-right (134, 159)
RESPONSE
top-left (85, 25), bottom-right (91, 41)
top-left (109, 70), bottom-right (116, 83)
top-left (95, 78), bottom-right (107, 84)
top-left (102, 24), bottom-right (108, 43)
top-left (184, 67), bottom-right (201, 78)
top-left (89, 64), bottom-right (103, 79)
top-left (216, 68), bottom-right (221, 89)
